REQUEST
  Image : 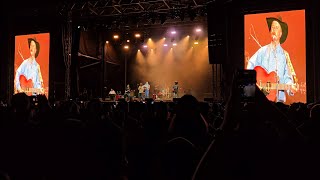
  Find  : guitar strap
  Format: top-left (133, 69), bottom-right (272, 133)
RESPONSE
top-left (284, 50), bottom-right (298, 84)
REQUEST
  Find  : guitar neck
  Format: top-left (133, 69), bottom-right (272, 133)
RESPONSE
top-left (21, 88), bottom-right (44, 94)
top-left (258, 82), bottom-right (291, 91)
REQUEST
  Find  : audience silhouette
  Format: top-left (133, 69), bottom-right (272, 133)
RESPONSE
top-left (0, 79), bottom-right (318, 180)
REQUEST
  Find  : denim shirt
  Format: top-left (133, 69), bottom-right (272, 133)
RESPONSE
top-left (15, 58), bottom-right (43, 91)
top-left (247, 43), bottom-right (293, 102)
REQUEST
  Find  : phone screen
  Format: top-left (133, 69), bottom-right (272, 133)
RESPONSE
top-left (237, 69), bottom-right (256, 103)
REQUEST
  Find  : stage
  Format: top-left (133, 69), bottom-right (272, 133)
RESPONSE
top-left (1, 0), bottom-right (319, 106)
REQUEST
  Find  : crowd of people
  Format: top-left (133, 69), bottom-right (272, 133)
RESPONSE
top-left (0, 77), bottom-right (319, 179)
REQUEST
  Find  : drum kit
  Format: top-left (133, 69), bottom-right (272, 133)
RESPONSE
top-left (153, 86), bottom-right (179, 100)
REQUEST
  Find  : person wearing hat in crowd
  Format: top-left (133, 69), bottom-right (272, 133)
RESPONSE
top-left (15, 37), bottom-right (44, 95)
top-left (246, 16), bottom-right (297, 103)
top-left (172, 81), bottom-right (179, 98)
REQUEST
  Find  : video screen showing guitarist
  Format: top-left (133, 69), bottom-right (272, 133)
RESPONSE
top-left (14, 38), bottom-right (44, 96)
top-left (246, 16), bottom-right (298, 103)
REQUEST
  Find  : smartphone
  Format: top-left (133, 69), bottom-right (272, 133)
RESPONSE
top-left (237, 69), bottom-right (256, 103)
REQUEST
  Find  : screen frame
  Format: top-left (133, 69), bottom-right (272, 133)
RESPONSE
top-left (13, 32), bottom-right (50, 98)
top-left (242, 3), bottom-right (310, 103)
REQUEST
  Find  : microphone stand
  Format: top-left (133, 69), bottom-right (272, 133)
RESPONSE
top-left (273, 45), bottom-right (279, 102)
top-left (250, 24), bottom-right (262, 48)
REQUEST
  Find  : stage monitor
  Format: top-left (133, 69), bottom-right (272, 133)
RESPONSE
top-left (244, 9), bottom-right (306, 104)
top-left (14, 33), bottom-right (50, 97)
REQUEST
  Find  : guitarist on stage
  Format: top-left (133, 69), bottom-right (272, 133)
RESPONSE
top-left (172, 81), bottom-right (179, 98)
top-left (143, 81), bottom-right (151, 99)
top-left (246, 16), bottom-right (297, 103)
top-left (15, 38), bottom-right (44, 95)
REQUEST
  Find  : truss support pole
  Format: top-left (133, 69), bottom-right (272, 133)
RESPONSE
top-left (62, 11), bottom-right (72, 100)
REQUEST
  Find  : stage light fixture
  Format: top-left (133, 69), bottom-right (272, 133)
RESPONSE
top-left (127, 39), bottom-right (130, 42)
top-left (124, 45), bottom-right (129, 49)
top-left (151, 17), bottom-right (156, 24)
top-left (168, 9), bottom-right (174, 18)
top-left (148, 11), bottom-right (157, 24)
top-left (194, 41), bottom-right (199, 45)
top-left (122, 15), bottom-right (129, 24)
top-left (190, 14), bottom-right (196, 21)
top-left (131, 16), bottom-right (139, 27)
top-left (171, 31), bottom-right (176, 35)
top-left (143, 45), bottom-right (148, 48)
top-left (188, 6), bottom-right (196, 21)
top-left (106, 41), bottom-right (109, 44)
top-left (179, 9), bottom-right (185, 21)
top-left (135, 33), bottom-right (141, 38)
top-left (160, 14), bottom-right (167, 24)
top-left (113, 35), bottom-right (119, 39)
top-left (196, 28), bottom-right (202, 32)
top-left (173, 43), bottom-right (177, 46)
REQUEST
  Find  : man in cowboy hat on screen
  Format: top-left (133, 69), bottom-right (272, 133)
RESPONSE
top-left (246, 16), bottom-right (297, 103)
top-left (15, 37), bottom-right (44, 95)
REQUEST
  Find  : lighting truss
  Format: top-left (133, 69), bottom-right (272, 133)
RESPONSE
top-left (58, 0), bottom-right (212, 20)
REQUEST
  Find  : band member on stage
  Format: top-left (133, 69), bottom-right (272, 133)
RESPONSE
top-left (143, 81), bottom-right (151, 98)
top-left (246, 16), bottom-right (297, 103)
top-left (124, 84), bottom-right (131, 101)
top-left (109, 88), bottom-right (116, 101)
top-left (15, 37), bottom-right (44, 95)
top-left (172, 81), bottom-right (179, 98)
top-left (135, 83), bottom-right (140, 97)
top-left (138, 83), bottom-right (144, 100)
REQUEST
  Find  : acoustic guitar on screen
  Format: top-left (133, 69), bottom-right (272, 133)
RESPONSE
top-left (19, 75), bottom-right (45, 95)
top-left (254, 66), bottom-right (305, 101)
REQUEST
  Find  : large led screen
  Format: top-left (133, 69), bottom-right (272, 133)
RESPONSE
top-left (14, 33), bottom-right (50, 97)
top-left (245, 10), bottom-right (306, 104)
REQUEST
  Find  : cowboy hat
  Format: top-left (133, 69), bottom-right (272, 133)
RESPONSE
top-left (28, 38), bottom-right (40, 58)
top-left (266, 16), bottom-right (288, 44)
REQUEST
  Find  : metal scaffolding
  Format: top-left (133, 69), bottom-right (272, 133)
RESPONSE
top-left (62, 11), bottom-right (73, 99)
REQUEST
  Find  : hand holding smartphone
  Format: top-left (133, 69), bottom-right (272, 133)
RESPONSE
top-left (237, 69), bottom-right (257, 103)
